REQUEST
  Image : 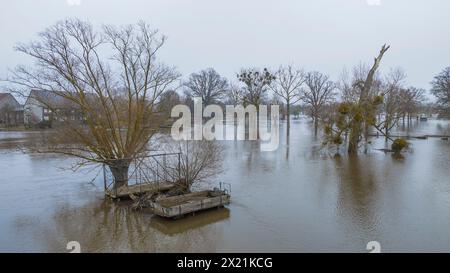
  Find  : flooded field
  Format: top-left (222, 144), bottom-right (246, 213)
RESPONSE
top-left (0, 119), bottom-right (450, 252)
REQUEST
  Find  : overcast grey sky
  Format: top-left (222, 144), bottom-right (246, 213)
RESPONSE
top-left (1, 0), bottom-right (449, 94)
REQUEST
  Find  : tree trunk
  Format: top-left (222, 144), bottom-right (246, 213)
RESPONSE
top-left (348, 133), bottom-right (359, 154)
top-left (348, 122), bottom-right (360, 154)
top-left (363, 122), bottom-right (370, 153)
top-left (109, 159), bottom-right (131, 189)
top-left (313, 117), bottom-right (318, 136)
top-left (385, 122), bottom-right (389, 142)
top-left (256, 104), bottom-right (260, 140)
top-left (286, 102), bottom-right (290, 136)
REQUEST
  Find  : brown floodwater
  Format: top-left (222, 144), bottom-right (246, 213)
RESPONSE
top-left (0, 119), bottom-right (450, 252)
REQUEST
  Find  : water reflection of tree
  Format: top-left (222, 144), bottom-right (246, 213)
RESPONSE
top-left (333, 156), bottom-right (379, 234)
top-left (436, 122), bottom-right (450, 135)
top-left (242, 141), bottom-right (276, 173)
top-left (398, 119), bottom-right (420, 134)
top-left (15, 199), bottom-right (227, 252)
top-left (285, 132), bottom-right (290, 160)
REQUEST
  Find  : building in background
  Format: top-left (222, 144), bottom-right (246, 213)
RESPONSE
top-left (0, 93), bottom-right (24, 128)
top-left (24, 89), bottom-right (84, 127)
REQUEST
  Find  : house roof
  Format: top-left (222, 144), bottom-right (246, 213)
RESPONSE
top-left (27, 89), bottom-right (73, 108)
top-left (0, 93), bottom-right (22, 111)
top-left (26, 89), bottom-right (97, 109)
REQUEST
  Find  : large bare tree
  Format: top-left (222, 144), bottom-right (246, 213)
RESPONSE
top-left (323, 45), bottom-right (390, 154)
top-left (184, 68), bottom-right (228, 106)
top-left (348, 45), bottom-right (390, 153)
top-left (237, 68), bottom-right (276, 139)
top-left (301, 71), bottom-right (335, 133)
top-left (7, 19), bottom-right (180, 188)
top-left (270, 65), bottom-right (305, 133)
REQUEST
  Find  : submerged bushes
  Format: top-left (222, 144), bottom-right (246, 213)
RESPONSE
top-left (391, 138), bottom-right (409, 153)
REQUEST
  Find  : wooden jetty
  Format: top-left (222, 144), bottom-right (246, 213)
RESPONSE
top-left (148, 190), bottom-right (231, 218)
top-left (105, 181), bottom-right (175, 199)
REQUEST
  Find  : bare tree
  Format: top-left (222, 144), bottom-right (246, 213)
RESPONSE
top-left (301, 71), bottom-right (335, 133)
top-left (398, 86), bottom-right (426, 123)
top-left (237, 68), bottom-right (275, 107)
top-left (7, 19), bottom-right (180, 188)
top-left (237, 68), bottom-right (276, 139)
top-left (225, 82), bottom-right (243, 105)
top-left (162, 140), bottom-right (224, 194)
top-left (157, 90), bottom-right (182, 119)
top-left (270, 65), bottom-right (305, 133)
top-left (323, 45), bottom-right (390, 154)
top-left (184, 68), bottom-right (228, 105)
top-left (348, 45), bottom-right (390, 153)
top-left (431, 67), bottom-right (450, 117)
top-left (373, 68), bottom-right (406, 141)
top-left (338, 64), bottom-right (382, 103)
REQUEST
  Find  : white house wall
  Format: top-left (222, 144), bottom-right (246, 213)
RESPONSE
top-left (24, 98), bottom-right (44, 124)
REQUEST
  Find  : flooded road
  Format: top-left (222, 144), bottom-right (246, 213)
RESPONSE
top-left (1, 119), bottom-right (450, 252)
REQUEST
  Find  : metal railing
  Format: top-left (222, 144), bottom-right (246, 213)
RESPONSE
top-left (103, 152), bottom-right (181, 197)
top-left (219, 182), bottom-right (232, 195)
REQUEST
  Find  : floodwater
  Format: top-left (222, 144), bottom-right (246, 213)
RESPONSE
top-left (0, 119), bottom-right (450, 252)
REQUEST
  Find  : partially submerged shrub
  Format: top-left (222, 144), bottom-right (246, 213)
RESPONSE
top-left (391, 138), bottom-right (409, 153)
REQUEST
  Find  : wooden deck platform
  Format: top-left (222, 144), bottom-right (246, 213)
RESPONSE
top-left (105, 182), bottom-right (175, 199)
top-left (148, 190), bottom-right (231, 218)
top-left (149, 208), bottom-right (230, 235)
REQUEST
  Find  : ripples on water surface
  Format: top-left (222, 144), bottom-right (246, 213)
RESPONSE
top-left (0, 119), bottom-right (449, 252)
